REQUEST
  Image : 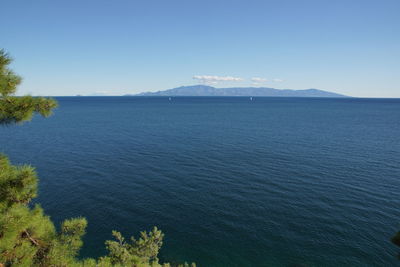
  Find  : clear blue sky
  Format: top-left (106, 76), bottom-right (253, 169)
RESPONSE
top-left (1, 0), bottom-right (399, 97)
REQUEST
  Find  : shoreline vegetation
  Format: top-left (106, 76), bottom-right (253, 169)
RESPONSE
top-left (0, 50), bottom-right (195, 267)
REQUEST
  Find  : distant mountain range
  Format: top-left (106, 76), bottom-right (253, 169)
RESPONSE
top-left (132, 85), bottom-right (347, 97)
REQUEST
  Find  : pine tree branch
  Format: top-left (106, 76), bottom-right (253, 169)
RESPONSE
top-left (23, 230), bottom-right (39, 246)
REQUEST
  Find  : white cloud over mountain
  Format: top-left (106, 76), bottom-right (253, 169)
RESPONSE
top-left (193, 75), bottom-right (243, 85)
top-left (251, 77), bottom-right (268, 83)
top-left (193, 75), bottom-right (284, 85)
top-left (251, 77), bottom-right (268, 85)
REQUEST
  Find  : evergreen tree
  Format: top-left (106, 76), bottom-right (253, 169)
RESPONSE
top-left (0, 50), bottom-right (57, 124)
top-left (0, 50), bottom-right (194, 267)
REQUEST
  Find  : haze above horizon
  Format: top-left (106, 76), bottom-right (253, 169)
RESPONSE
top-left (1, 0), bottom-right (399, 97)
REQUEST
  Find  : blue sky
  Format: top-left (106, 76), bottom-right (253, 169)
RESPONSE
top-left (1, 0), bottom-right (399, 97)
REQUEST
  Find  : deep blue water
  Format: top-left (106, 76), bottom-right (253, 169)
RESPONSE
top-left (1, 97), bottom-right (400, 266)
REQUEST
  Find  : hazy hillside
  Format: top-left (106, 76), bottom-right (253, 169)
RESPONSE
top-left (134, 85), bottom-right (347, 97)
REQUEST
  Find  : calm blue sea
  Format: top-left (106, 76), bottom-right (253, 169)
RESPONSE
top-left (1, 97), bottom-right (400, 266)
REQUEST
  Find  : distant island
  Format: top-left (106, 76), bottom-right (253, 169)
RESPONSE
top-left (131, 85), bottom-right (348, 97)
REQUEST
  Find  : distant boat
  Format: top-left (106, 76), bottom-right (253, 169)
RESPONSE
top-left (169, 97), bottom-right (171, 101)
top-left (250, 97), bottom-right (253, 101)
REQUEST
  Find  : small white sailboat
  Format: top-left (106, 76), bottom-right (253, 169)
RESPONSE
top-left (250, 97), bottom-right (253, 101)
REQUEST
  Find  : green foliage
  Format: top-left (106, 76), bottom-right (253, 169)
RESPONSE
top-left (0, 156), bottom-right (37, 207)
top-left (0, 156), bottom-right (57, 266)
top-left (101, 227), bottom-right (164, 266)
top-left (60, 218), bottom-right (88, 255)
top-left (0, 49), bottom-right (57, 124)
top-left (0, 49), bottom-right (194, 266)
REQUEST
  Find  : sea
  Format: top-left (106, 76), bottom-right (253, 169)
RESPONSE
top-left (1, 96), bottom-right (399, 266)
